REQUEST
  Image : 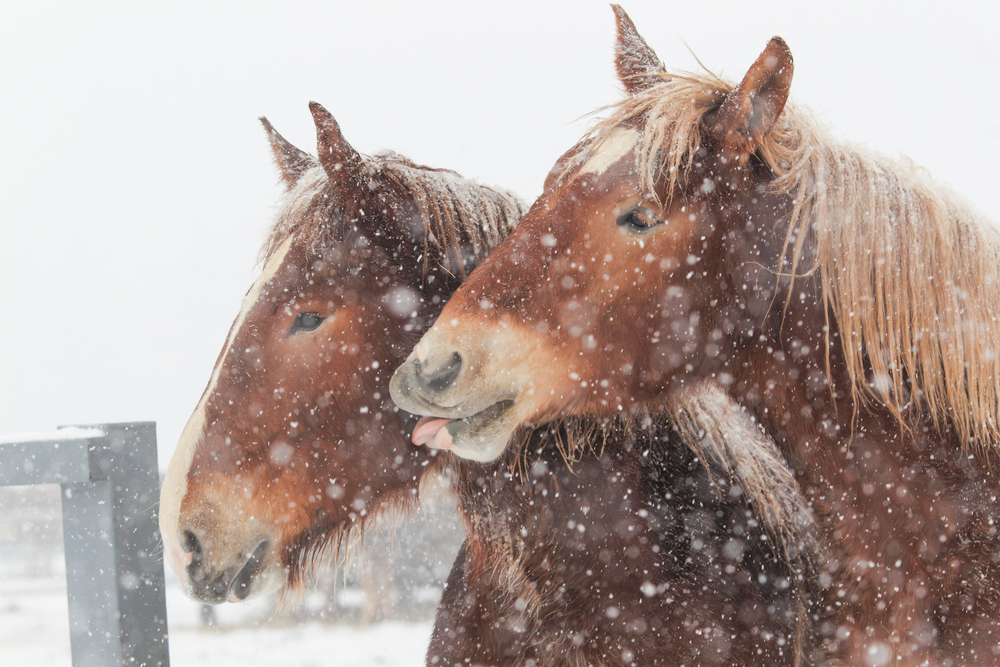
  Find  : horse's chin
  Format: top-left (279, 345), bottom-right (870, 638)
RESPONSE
top-left (418, 400), bottom-right (519, 462)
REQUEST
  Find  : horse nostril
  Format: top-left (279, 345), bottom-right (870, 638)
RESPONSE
top-left (415, 351), bottom-right (463, 393)
top-left (182, 530), bottom-right (206, 578)
top-left (231, 540), bottom-right (270, 601)
top-left (181, 530), bottom-right (199, 554)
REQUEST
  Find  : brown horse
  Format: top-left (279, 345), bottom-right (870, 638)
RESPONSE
top-left (391, 6), bottom-right (1000, 666)
top-left (158, 101), bottom-right (524, 602)
top-left (158, 99), bottom-right (820, 664)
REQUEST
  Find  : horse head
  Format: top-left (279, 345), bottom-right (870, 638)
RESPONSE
top-left (392, 6), bottom-right (796, 461)
top-left (160, 103), bottom-right (522, 603)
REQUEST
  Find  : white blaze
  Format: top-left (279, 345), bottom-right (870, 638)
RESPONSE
top-left (580, 128), bottom-right (638, 176)
top-left (159, 234), bottom-right (296, 581)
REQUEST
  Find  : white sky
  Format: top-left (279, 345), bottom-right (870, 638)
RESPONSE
top-left (1, 1), bottom-right (997, 470)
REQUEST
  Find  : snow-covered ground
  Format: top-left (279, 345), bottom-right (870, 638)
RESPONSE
top-left (0, 483), bottom-right (458, 665)
top-left (0, 572), bottom-right (432, 666)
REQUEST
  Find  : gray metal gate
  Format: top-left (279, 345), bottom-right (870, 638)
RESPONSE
top-left (0, 422), bottom-right (170, 667)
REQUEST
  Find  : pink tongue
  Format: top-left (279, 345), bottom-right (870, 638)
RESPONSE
top-left (412, 416), bottom-right (455, 447)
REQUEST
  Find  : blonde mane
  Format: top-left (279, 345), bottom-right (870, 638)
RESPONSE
top-left (580, 70), bottom-right (1000, 451)
top-left (261, 151), bottom-right (525, 277)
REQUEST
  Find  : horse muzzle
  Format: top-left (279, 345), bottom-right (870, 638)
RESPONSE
top-left (390, 334), bottom-right (523, 462)
top-left (175, 528), bottom-right (278, 604)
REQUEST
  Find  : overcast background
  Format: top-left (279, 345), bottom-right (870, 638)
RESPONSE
top-left (2, 1), bottom-right (998, 470)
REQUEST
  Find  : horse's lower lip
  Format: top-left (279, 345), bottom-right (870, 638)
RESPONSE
top-left (424, 400), bottom-right (514, 457)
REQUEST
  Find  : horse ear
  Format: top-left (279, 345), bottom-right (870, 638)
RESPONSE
top-left (308, 101), bottom-right (364, 186)
top-left (612, 4), bottom-right (665, 94)
top-left (711, 37), bottom-right (793, 164)
top-left (260, 117), bottom-right (315, 189)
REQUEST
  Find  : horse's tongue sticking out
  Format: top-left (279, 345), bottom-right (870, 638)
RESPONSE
top-left (412, 416), bottom-right (454, 449)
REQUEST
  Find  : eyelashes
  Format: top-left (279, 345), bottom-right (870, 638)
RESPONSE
top-left (290, 312), bottom-right (325, 334)
top-left (616, 207), bottom-right (663, 232)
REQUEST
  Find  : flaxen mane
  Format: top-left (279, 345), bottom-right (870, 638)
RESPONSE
top-left (666, 383), bottom-right (816, 560)
top-left (575, 70), bottom-right (1000, 453)
top-left (261, 151), bottom-right (525, 277)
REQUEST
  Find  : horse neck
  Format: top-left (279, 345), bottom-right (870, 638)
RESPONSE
top-left (724, 247), bottom-right (967, 481)
top-left (453, 431), bottom-right (643, 552)
top-left (450, 422), bottom-right (703, 571)
top-left (715, 180), bottom-right (855, 466)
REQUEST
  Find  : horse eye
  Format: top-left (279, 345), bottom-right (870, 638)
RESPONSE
top-left (616, 207), bottom-right (661, 232)
top-left (290, 312), bottom-right (324, 334)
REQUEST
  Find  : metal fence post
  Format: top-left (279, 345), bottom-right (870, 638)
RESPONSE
top-left (62, 422), bottom-right (169, 667)
top-left (0, 422), bottom-right (170, 667)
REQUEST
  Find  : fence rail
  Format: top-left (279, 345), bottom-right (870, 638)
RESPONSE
top-left (0, 422), bottom-right (169, 667)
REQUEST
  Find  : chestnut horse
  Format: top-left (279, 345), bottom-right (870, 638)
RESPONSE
top-left (159, 102), bottom-right (524, 602)
top-left (159, 100), bottom-right (820, 664)
top-left (391, 6), bottom-right (1000, 666)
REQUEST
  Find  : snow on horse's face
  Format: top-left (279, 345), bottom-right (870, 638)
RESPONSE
top-left (159, 103), bottom-right (522, 603)
top-left (391, 31), bottom-right (794, 462)
top-left (392, 6), bottom-right (1000, 665)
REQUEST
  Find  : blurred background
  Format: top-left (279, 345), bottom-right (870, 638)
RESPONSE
top-left (1, 1), bottom-right (998, 664)
top-left (3, 0), bottom-right (999, 468)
